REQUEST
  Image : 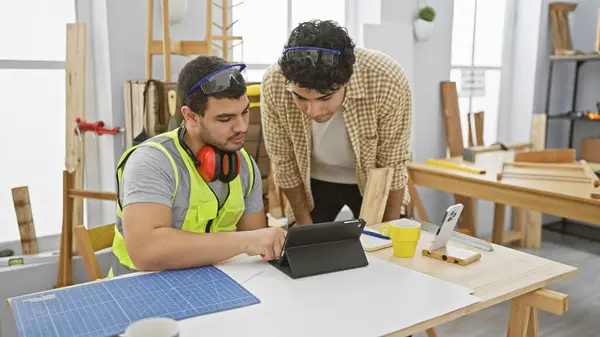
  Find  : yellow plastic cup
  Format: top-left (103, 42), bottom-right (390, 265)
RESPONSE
top-left (379, 219), bottom-right (421, 258)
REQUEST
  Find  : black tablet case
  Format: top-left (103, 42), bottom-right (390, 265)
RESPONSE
top-left (269, 219), bottom-right (369, 279)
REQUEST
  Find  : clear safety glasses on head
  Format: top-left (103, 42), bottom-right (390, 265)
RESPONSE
top-left (283, 47), bottom-right (342, 66)
top-left (186, 63), bottom-right (247, 98)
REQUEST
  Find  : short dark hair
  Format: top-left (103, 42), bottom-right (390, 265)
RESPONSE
top-left (278, 20), bottom-right (356, 94)
top-left (177, 56), bottom-right (246, 116)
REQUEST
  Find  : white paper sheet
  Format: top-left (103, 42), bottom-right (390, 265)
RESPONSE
top-left (178, 255), bottom-right (480, 337)
top-left (360, 227), bottom-right (393, 251)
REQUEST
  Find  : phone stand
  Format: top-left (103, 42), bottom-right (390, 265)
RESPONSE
top-left (269, 219), bottom-right (369, 279)
top-left (422, 245), bottom-right (481, 266)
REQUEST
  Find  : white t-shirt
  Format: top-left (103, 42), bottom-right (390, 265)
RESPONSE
top-left (311, 107), bottom-right (357, 184)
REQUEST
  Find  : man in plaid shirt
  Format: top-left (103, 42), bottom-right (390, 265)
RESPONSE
top-left (261, 20), bottom-right (412, 226)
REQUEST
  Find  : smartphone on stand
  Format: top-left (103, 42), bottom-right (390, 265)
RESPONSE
top-left (428, 204), bottom-right (464, 251)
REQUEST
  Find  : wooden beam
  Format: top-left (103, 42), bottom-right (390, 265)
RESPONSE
top-left (65, 22), bottom-right (86, 230)
top-left (514, 288), bottom-right (569, 316)
top-left (473, 111), bottom-right (484, 146)
top-left (514, 149), bottom-right (575, 163)
top-left (485, 229), bottom-right (524, 245)
top-left (149, 40), bottom-right (210, 56)
top-left (206, 0), bottom-right (213, 55)
top-left (213, 35), bottom-right (243, 41)
top-left (407, 176), bottom-right (430, 222)
top-left (463, 142), bottom-right (533, 162)
top-left (504, 162), bottom-right (582, 170)
top-left (68, 189), bottom-right (117, 201)
top-left (222, 0), bottom-right (229, 60)
top-left (160, 0), bottom-right (171, 81)
top-left (11, 186), bottom-right (39, 254)
top-left (146, 0), bottom-right (153, 79)
top-left (73, 225), bottom-right (103, 281)
top-left (359, 168), bottom-right (394, 226)
top-left (56, 170), bottom-right (75, 288)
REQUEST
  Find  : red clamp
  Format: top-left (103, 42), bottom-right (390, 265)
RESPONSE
top-left (74, 118), bottom-right (123, 136)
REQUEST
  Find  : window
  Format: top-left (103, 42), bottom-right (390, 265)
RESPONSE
top-left (0, 1), bottom-right (76, 244)
top-left (450, 0), bottom-right (508, 146)
top-left (232, 0), bottom-right (346, 82)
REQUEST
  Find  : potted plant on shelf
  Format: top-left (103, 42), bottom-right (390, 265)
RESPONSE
top-left (414, 5), bottom-right (436, 41)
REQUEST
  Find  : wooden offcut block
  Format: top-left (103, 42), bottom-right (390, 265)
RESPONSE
top-left (440, 82), bottom-right (464, 157)
top-left (531, 114), bottom-right (547, 150)
top-left (513, 149), bottom-right (575, 163)
top-left (581, 137), bottom-right (600, 163)
top-left (359, 168), bottom-right (394, 227)
top-left (549, 2), bottom-right (577, 55)
top-left (11, 186), bottom-right (39, 254)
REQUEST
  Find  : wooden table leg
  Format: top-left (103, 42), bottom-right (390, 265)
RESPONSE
top-left (507, 302), bottom-right (538, 337)
top-left (455, 195), bottom-right (477, 236)
top-left (513, 207), bottom-right (526, 247)
top-left (507, 288), bottom-right (568, 337)
top-left (525, 211), bottom-right (542, 249)
top-left (425, 328), bottom-right (438, 337)
top-left (492, 204), bottom-right (506, 244)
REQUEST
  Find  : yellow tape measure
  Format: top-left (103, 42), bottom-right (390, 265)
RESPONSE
top-left (425, 159), bottom-right (486, 175)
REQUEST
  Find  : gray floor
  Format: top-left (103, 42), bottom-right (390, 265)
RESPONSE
top-left (414, 229), bottom-right (600, 337)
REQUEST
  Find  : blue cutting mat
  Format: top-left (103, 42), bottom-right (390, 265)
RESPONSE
top-left (10, 266), bottom-right (260, 337)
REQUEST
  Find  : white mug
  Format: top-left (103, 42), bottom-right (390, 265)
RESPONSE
top-left (124, 317), bottom-right (180, 337)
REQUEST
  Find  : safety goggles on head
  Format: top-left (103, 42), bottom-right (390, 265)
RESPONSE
top-left (186, 63), bottom-right (247, 98)
top-left (283, 47), bottom-right (342, 66)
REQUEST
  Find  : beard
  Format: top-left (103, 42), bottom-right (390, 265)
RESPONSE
top-left (197, 121), bottom-right (244, 153)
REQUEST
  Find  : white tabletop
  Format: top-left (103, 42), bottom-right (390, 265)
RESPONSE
top-left (168, 254), bottom-right (480, 337)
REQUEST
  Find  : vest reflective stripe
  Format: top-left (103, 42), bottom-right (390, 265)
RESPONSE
top-left (109, 128), bottom-right (254, 277)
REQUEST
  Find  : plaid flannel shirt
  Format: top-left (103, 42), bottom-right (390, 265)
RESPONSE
top-left (260, 47), bottom-right (412, 222)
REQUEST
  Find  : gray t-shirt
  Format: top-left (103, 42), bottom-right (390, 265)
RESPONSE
top-left (119, 145), bottom-right (263, 215)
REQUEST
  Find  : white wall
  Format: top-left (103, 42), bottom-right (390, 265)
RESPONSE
top-left (507, 0), bottom-right (544, 144)
top-left (363, 0), bottom-right (456, 224)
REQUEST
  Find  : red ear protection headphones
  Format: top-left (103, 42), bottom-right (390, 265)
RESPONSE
top-left (178, 126), bottom-right (241, 183)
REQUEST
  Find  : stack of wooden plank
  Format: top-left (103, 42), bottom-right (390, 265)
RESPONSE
top-left (123, 80), bottom-right (182, 149)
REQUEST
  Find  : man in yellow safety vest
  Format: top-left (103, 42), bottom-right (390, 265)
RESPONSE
top-left (108, 55), bottom-right (286, 278)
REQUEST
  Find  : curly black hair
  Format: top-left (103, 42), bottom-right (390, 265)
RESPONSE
top-left (278, 20), bottom-right (356, 94)
top-left (177, 55), bottom-right (246, 116)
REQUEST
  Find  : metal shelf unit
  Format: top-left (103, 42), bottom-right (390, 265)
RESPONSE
top-left (543, 54), bottom-right (600, 149)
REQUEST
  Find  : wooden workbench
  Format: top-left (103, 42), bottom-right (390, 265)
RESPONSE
top-left (370, 228), bottom-right (578, 336)
top-left (5, 227), bottom-right (577, 337)
top-left (408, 152), bottom-right (600, 247)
